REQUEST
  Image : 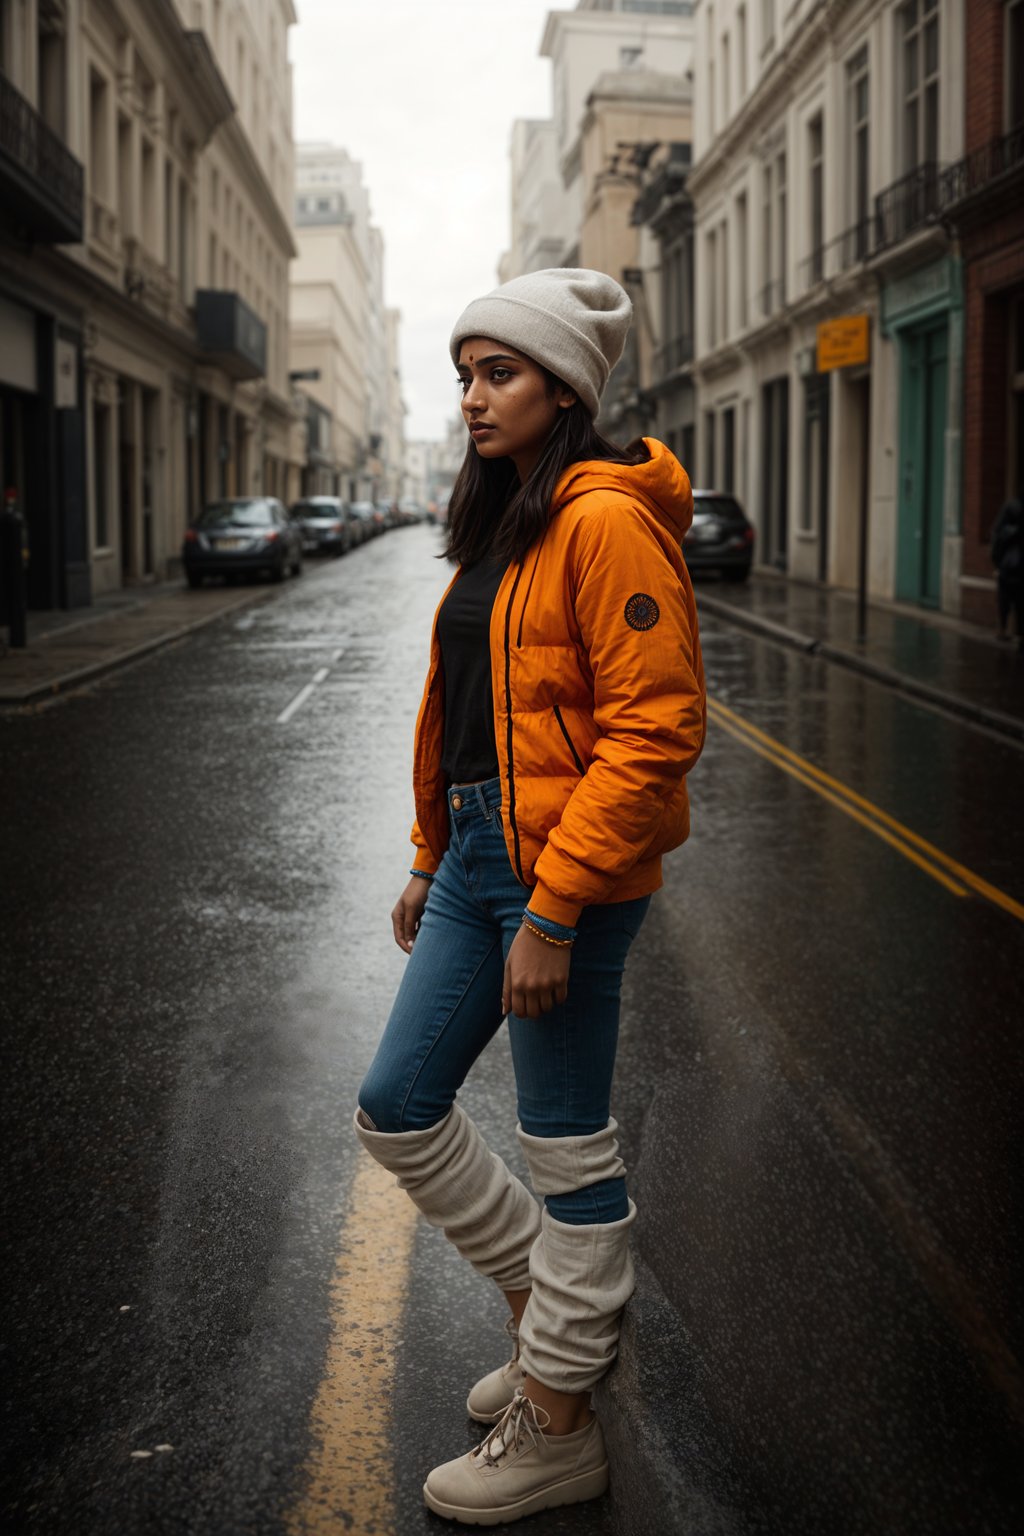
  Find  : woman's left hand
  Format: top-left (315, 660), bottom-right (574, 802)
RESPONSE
top-left (502, 925), bottom-right (571, 1019)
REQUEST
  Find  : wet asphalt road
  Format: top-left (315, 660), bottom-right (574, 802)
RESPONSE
top-left (1, 523), bottom-right (1022, 1536)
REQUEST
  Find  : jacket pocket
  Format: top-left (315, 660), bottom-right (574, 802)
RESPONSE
top-left (552, 704), bottom-right (586, 776)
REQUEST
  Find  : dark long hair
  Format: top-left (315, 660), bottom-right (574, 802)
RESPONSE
top-left (444, 375), bottom-right (646, 568)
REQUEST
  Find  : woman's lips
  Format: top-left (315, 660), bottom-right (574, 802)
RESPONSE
top-left (469, 423), bottom-right (496, 438)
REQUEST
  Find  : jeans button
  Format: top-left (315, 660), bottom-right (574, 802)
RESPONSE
top-left (451, 793), bottom-right (463, 811)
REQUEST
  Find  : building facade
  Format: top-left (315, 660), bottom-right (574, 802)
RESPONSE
top-left (290, 141), bottom-right (404, 503)
top-left (689, 0), bottom-right (968, 611)
top-left (947, 0), bottom-right (1024, 625)
top-left (499, 2), bottom-right (695, 442)
top-left (0, 0), bottom-right (301, 610)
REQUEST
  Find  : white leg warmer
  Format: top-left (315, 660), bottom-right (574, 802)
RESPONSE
top-left (353, 1104), bottom-right (540, 1293)
top-left (515, 1119), bottom-right (637, 1394)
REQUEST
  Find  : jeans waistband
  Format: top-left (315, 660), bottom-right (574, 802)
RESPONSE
top-left (447, 777), bottom-right (502, 819)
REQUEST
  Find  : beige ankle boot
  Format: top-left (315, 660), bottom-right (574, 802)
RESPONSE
top-left (466, 1317), bottom-right (525, 1423)
top-left (353, 1104), bottom-right (540, 1291)
top-left (424, 1389), bottom-right (608, 1525)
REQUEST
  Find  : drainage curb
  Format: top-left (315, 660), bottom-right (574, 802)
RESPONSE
top-left (696, 594), bottom-right (1024, 746)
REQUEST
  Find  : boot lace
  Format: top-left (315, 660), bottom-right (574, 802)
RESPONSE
top-left (477, 1389), bottom-right (549, 1467)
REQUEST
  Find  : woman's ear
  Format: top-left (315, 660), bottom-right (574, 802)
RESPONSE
top-left (556, 388), bottom-right (577, 411)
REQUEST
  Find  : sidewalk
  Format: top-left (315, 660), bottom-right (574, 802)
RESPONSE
top-left (0, 577), bottom-right (280, 706)
top-left (696, 573), bottom-right (1024, 744)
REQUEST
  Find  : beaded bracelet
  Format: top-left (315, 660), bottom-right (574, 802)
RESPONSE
top-left (522, 908), bottom-right (578, 944)
top-left (522, 915), bottom-right (574, 948)
top-left (409, 868), bottom-right (435, 882)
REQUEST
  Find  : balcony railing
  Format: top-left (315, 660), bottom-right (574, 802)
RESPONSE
top-left (0, 70), bottom-right (83, 243)
top-left (937, 124), bottom-right (1024, 209)
top-left (195, 290), bottom-right (267, 380)
top-left (654, 333), bottom-right (694, 376)
top-left (874, 161), bottom-right (942, 250)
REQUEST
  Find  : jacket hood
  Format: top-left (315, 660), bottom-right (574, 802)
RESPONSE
top-left (552, 437), bottom-right (693, 540)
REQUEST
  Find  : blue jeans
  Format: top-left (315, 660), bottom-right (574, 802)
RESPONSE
top-left (358, 778), bottom-right (649, 1225)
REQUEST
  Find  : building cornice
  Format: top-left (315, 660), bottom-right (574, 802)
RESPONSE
top-left (140, 3), bottom-right (235, 147)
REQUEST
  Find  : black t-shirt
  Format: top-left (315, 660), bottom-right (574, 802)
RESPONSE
top-left (438, 555), bottom-right (508, 783)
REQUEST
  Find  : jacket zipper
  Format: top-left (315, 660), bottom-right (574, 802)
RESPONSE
top-left (503, 561), bottom-right (527, 882)
top-left (552, 704), bottom-right (585, 776)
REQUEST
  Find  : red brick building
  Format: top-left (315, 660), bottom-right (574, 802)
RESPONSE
top-left (947, 0), bottom-right (1024, 626)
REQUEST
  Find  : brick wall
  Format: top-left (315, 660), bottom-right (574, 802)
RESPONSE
top-left (952, 1), bottom-right (1023, 626)
top-left (965, 0), bottom-right (1005, 153)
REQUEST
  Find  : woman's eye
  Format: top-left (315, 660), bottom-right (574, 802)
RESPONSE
top-left (491, 368), bottom-right (512, 382)
top-left (455, 376), bottom-right (469, 392)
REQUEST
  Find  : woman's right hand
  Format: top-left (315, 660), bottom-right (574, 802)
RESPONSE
top-left (392, 877), bottom-right (430, 954)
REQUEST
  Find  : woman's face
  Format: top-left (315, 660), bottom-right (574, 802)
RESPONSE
top-left (456, 338), bottom-right (575, 479)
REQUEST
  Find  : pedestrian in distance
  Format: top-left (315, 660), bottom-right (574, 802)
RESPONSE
top-left (991, 494), bottom-right (1024, 653)
top-left (355, 267), bottom-right (706, 1526)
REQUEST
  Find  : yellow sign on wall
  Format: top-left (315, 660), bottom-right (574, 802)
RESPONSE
top-left (816, 315), bottom-right (870, 372)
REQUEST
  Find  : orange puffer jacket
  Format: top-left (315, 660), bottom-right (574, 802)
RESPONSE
top-left (410, 437), bottom-right (706, 927)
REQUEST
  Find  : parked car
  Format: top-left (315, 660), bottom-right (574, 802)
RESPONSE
top-left (349, 500), bottom-right (380, 538)
top-left (290, 496), bottom-right (355, 556)
top-left (183, 497), bottom-right (303, 587)
top-left (682, 490), bottom-right (755, 581)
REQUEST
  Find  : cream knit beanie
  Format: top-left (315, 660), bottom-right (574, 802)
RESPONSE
top-left (450, 268), bottom-right (632, 418)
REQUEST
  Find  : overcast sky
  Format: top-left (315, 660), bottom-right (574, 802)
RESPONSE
top-left (289, 0), bottom-right (557, 442)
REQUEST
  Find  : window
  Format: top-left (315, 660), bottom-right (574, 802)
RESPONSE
top-left (808, 115), bottom-right (824, 282)
top-left (704, 410), bottom-right (717, 486)
top-left (737, 6), bottom-right (748, 99)
top-left (720, 216), bottom-right (730, 340)
top-left (141, 137), bottom-right (156, 251)
top-left (706, 227), bottom-right (718, 349)
top-left (620, 46), bottom-right (643, 68)
top-left (776, 150), bottom-right (787, 303)
top-left (88, 68), bottom-right (110, 202)
top-left (737, 192), bottom-right (748, 329)
top-left (722, 406), bottom-right (736, 492)
top-left (117, 114), bottom-right (133, 234)
top-left (164, 161), bottom-right (174, 269)
top-left (722, 34), bottom-right (731, 121)
top-left (761, 0), bottom-right (776, 52)
top-left (1008, 0), bottom-right (1024, 132)
top-left (846, 46), bottom-right (870, 259)
top-left (762, 161), bottom-right (773, 314)
top-left (899, 0), bottom-right (939, 174)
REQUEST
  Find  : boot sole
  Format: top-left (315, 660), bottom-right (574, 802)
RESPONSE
top-left (422, 1462), bottom-right (609, 1525)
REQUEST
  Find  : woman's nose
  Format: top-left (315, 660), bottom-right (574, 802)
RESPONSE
top-left (462, 376), bottom-right (485, 412)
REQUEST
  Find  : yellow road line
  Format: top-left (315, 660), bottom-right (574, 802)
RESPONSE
top-left (709, 696), bottom-right (1024, 922)
top-left (287, 1153), bottom-right (418, 1536)
top-left (709, 711), bottom-right (969, 898)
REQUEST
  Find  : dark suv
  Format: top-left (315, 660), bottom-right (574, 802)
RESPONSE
top-left (682, 490), bottom-right (755, 581)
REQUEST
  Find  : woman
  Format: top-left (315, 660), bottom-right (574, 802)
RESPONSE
top-left (355, 268), bottom-right (706, 1525)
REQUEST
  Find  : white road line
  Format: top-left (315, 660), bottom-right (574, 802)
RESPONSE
top-left (275, 655), bottom-right (342, 724)
top-left (276, 683), bottom-right (317, 725)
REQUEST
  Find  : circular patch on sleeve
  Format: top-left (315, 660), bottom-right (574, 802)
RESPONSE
top-left (624, 592), bottom-right (660, 631)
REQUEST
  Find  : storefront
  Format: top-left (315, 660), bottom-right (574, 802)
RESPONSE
top-left (0, 289), bottom-right (89, 611)
top-left (880, 256), bottom-right (963, 611)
